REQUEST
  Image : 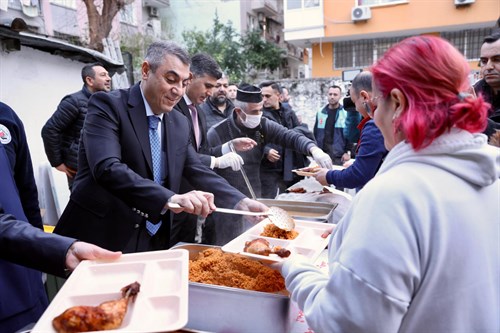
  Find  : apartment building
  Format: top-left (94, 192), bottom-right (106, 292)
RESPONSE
top-left (284, 0), bottom-right (499, 79)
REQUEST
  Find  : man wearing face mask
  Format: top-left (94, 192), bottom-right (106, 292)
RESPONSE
top-left (206, 84), bottom-right (332, 245)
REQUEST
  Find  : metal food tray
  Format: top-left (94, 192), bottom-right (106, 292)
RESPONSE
top-left (172, 244), bottom-right (296, 333)
top-left (258, 198), bottom-right (337, 222)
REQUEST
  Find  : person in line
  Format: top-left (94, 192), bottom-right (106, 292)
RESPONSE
top-left (342, 92), bottom-right (362, 156)
top-left (227, 83), bottom-right (238, 103)
top-left (474, 29), bottom-right (500, 140)
top-left (313, 85), bottom-right (350, 166)
top-left (41, 62), bottom-right (111, 190)
top-left (200, 74), bottom-right (235, 130)
top-left (172, 53), bottom-right (255, 245)
top-left (259, 81), bottom-right (310, 198)
top-left (280, 86), bottom-right (291, 109)
top-left (276, 36), bottom-right (499, 332)
top-left (0, 101), bottom-right (120, 333)
top-left (54, 41), bottom-right (267, 253)
top-left (207, 84), bottom-right (333, 244)
top-left (314, 71), bottom-right (388, 192)
top-left (474, 29), bottom-right (500, 123)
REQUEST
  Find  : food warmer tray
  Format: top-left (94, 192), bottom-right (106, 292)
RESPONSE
top-left (172, 243), bottom-right (298, 333)
top-left (258, 198), bottom-right (337, 222)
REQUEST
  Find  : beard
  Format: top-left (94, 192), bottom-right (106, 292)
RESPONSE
top-left (212, 95), bottom-right (227, 106)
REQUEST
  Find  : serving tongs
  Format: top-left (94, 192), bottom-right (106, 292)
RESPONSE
top-left (166, 203), bottom-right (295, 231)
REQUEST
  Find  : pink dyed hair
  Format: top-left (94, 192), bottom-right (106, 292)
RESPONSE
top-left (371, 35), bottom-right (489, 150)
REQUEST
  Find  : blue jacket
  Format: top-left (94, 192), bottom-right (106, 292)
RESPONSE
top-left (313, 105), bottom-right (348, 160)
top-left (326, 119), bottom-right (387, 191)
top-left (0, 102), bottom-right (46, 332)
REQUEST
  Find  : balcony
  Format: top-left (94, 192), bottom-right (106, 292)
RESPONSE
top-left (251, 0), bottom-right (278, 17)
top-left (143, 0), bottom-right (169, 9)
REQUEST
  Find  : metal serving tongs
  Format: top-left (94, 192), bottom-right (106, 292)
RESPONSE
top-left (166, 204), bottom-right (295, 231)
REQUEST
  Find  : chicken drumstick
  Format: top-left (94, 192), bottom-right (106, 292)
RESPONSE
top-left (52, 281), bottom-right (141, 333)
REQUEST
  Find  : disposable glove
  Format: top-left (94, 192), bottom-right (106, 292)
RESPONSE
top-left (215, 152), bottom-right (244, 171)
top-left (310, 147), bottom-right (333, 169)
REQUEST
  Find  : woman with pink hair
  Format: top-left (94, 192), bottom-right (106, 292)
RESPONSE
top-left (276, 36), bottom-right (499, 332)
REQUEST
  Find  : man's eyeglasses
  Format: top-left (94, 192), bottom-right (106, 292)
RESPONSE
top-left (478, 55), bottom-right (500, 67)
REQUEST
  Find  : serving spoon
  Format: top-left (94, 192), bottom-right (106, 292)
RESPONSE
top-left (166, 203), bottom-right (295, 231)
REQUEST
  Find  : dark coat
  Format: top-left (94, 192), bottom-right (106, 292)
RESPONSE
top-left (54, 83), bottom-right (245, 251)
top-left (199, 98), bottom-right (235, 130)
top-left (207, 113), bottom-right (316, 197)
top-left (41, 85), bottom-right (92, 170)
top-left (261, 103), bottom-right (302, 175)
top-left (0, 102), bottom-right (73, 332)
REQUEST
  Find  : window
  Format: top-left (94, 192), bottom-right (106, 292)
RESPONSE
top-left (334, 36), bottom-right (406, 69)
top-left (441, 28), bottom-right (493, 60)
top-left (357, 0), bottom-right (407, 6)
top-left (120, 3), bottom-right (137, 25)
top-left (287, 0), bottom-right (319, 10)
top-left (50, 0), bottom-right (76, 9)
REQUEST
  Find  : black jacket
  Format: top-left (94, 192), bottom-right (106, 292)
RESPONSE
top-left (41, 85), bottom-right (92, 170)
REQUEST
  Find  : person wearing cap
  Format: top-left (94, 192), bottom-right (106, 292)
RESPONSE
top-left (206, 83), bottom-right (333, 245)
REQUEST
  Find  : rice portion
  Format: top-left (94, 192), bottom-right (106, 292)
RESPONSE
top-left (189, 248), bottom-right (285, 292)
top-left (260, 223), bottom-right (299, 240)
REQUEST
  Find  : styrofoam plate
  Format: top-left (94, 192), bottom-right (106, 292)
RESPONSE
top-left (32, 249), bottom-right (189, 333)
top-left (222, 219), bottom-right (333, 264)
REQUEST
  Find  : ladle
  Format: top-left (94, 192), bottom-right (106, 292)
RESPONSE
top-left (166, 203), bottom-right (295, 231)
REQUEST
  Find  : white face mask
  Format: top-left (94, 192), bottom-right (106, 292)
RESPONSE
top-left (240, 112), bottom-right (262, 128)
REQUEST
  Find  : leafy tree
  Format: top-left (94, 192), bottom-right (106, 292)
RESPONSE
top-left (83, 0), bottom-right (135, 51)
top-left (182, 15), bottom-right (244, 82)
top-left (182, 15), bottom-right (285, 82)
top-left (241, 29), bottom-right (284, 73)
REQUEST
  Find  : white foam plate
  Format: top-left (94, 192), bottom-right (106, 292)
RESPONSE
top-left (32, 249), bottom-right (189, 333)
top-left (222, 219), bottom-right (333, 264)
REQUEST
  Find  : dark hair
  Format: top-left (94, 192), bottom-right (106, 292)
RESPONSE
top-left (81, 62), bottom-right (104, 84)
top-left (145, 41), bottom-right (191, 73)
top-left (259, 81), bottom-right (282, 94)
top-left (350, 71), bottom-right (372, 97)
top-left (329, 85), bottom-right (342, 93)
top-left (190, 53), bottom-right (222, 80)
top-left (483, 29), bottom-right (500, 44)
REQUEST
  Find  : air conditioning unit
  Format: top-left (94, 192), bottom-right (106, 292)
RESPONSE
top-left (351, 6), bottom-right (371, 22)
top-left (454, 0), bottom-right (475, 6)
top-left (149, 6), bottom-right (159, 18)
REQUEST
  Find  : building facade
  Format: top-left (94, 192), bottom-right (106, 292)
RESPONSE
top-left (283, 0), bottom-right (499, 79)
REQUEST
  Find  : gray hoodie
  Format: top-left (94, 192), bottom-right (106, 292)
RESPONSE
top-left (282, 128), bottom-right (499, 333)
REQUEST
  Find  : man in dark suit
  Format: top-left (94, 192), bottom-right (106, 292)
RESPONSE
top-left (0, 101), bottom-right (120, 332)
top-left (172, 53), bottom-right (256, 245)
top-left (54, 41), bottom-right (267, 253)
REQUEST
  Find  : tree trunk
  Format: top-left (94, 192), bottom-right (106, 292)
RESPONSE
top-left (82, 0), bottom-right (134, 52)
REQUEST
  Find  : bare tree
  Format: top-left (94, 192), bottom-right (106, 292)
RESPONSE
top-left (82, 0), bottom-right (135, 51)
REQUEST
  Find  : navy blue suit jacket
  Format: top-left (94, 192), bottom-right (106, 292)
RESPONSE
top-left (54, 83), bottom-right (245, 251)
top-left (0, 102), bottom-right (73, 332)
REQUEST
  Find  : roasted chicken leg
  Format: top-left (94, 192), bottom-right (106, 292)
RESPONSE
top-left (52, 281), bottom-right (141, 333)
top-left (244, 238), bottom-right (291, 258)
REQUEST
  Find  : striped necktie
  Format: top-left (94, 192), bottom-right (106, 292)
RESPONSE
top-left (146, 115), bottom-right (162, 235)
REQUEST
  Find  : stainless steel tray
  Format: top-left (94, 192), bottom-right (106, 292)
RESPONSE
top-left (258, 198), bottom-right (337, 222)
top-left (173, 244), bottom-right (295, 333)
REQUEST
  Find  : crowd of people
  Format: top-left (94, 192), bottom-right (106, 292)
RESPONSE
top-left (0, 30), bottom-right (498, 332)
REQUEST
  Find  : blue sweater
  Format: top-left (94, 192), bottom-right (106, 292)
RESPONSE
top-left (326, 119), bottom-right (387, 191)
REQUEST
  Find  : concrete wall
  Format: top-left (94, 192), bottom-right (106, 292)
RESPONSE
top-left (0, 45), bottom-right (84, 168)
top-left (279, 77), bottom-right (348, 129)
